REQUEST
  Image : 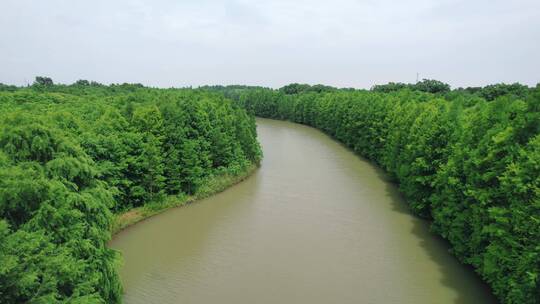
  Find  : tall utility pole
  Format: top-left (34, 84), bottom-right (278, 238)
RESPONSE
top-left (416, 73), bottom-right (419, 83)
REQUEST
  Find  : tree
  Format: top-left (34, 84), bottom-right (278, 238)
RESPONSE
top-left (414, 79), bottom-right (451, 94)
top-left (33, 76), bottom-right (54, 87)
top-left (74, 79), bottom-right (90, 86)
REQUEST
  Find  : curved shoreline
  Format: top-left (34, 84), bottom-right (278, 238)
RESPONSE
top-left (111, 163), bottom-right (259, 234)
top-left (111, 118), bottom-right (497, 304)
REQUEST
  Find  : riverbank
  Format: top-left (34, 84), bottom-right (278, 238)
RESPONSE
top-left (233, 88), bottom-right (540, 303)
top-left (111, 163), bottom-right (259, 234)
top-left (110, 118), bottom-right (497, 304)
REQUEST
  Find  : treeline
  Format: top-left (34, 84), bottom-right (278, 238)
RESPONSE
top-left (232, 85), bottom-right (540, 304)
top-left (371, 79), bottom-right (534, 101)
top-left (202, 79), bottom-right (537, 101)
top-left (0, 79), bottom-right (261, 303)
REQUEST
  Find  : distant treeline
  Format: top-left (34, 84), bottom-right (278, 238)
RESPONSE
top-left (225, 83), bottom-right (540, 304)
top-left (0, 78), bottom-right (261, 303)
top-left (198, 79), bottom-right (537, 102)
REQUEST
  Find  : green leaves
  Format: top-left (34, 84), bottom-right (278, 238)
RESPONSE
top-left (0, 83), bottom-right (261, 303)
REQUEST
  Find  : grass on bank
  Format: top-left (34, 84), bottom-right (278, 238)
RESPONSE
top-left (111, 163), bottom-right (258, 234)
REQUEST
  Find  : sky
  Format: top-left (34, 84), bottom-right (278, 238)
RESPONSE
top-left (0, 0), bottom-right (539, 89)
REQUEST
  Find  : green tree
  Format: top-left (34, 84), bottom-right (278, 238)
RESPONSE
top-left (33, 76), bottom-right (54, 87)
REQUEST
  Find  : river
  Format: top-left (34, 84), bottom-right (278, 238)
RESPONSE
top-left (109, 118), bottom-right (497, 303)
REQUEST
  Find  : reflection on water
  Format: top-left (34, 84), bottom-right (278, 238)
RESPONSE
top-left (109, 118), bottom-right (497, 304)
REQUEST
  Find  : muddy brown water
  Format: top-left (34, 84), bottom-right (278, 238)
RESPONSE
top-left (109, 118), bottom-right (497, 304)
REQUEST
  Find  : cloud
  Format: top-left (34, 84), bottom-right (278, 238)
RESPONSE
top-left (0, 0), bottom-right (538, 88)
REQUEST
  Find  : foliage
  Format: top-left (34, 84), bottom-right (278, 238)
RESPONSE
top-left (33, 76), bottom-right (54, 87)
top-left (371, 79), bottom-right (450, 94)
top-left (0, 82), bottom-right (261, 303)
top-left (475, 83), bottom-right (531, 101)
top-left (279, 83), bottom-right (337, 95)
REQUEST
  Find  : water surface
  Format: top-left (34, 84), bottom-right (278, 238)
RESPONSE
top-left (110, 118), bottom-right (496, 303)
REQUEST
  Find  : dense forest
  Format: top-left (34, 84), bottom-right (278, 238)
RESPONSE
top-left (0, 78), bottom-right (261, 303)
top-left (223, 81), bottom-right (540, 304)
top-left (1, 77), bottom-right (538, 303)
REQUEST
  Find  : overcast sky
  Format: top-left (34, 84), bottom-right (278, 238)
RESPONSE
top-left (0, 0), bottom-right (539, 88)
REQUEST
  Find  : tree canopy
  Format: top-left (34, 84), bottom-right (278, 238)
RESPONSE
top-left (0, 80), bottom-right (261, 303)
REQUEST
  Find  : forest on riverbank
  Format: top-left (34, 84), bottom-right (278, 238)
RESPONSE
top-left (1, 77), bottom-right (538, 303)
top-left (0, 79), bottom-right (261, 303)
top-left (220, 80), bottom-right (540, 304)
